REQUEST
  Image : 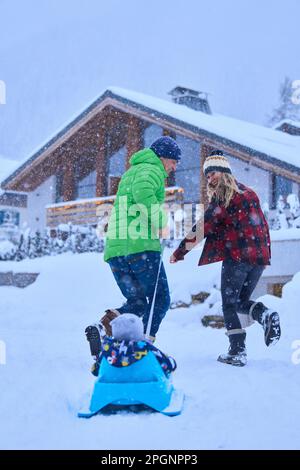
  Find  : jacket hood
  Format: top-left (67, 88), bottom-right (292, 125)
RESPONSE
top-left (129, 149), bottom-right (168, 177)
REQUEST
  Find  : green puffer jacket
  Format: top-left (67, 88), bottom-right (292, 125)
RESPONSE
top-left (104, 149), bottom-right (168, 262)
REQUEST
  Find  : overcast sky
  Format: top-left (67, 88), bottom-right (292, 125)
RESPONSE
top-left (0, 0), bottom-right (299, 161)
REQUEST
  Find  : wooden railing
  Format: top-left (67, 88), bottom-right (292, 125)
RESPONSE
top-left (46, 187), bottom-right (184, 228)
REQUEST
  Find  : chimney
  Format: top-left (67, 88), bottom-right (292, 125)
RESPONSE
top-left (168, 86), bottom-right (212, 114)
top-left (274, 119), bottom-right (300, 136)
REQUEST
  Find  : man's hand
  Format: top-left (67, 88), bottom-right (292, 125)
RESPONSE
top-left (158, 226), bottom-right (170, 239)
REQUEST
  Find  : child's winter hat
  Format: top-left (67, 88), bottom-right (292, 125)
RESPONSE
top-left (111, 314), bottom-right (144, 342)
top-left (150, 136), bottom-right (181, 161)
top-left (203, 150), bottom-right (232, 176)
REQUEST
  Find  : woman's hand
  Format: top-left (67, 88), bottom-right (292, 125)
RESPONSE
top-left (170, 253), bottom-right (180, 264)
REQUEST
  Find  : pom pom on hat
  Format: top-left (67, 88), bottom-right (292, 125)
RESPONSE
top-left (203, 149), bottom-right (232, 176)
top-left (111, 313), bottom-right (144, 342)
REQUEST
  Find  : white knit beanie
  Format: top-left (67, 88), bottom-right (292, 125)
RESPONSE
top-left (111, 313), bottom-right (144, 342)
top-left (203, 150), bottom-right (232, 176)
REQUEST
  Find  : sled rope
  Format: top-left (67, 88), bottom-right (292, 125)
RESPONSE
top-left (145, 243), bottom-right (165, 337)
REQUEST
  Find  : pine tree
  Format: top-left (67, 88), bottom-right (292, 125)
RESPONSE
top-left (42, 230), bottom-right (52, 256)
top-left (59, 224), bottom-right (73, 253)
top-left (28, 231), bottom-right (43, 258)
top-left (15, 234), bottom-right (27, 261)
top-left (268, 77), bottom-right (300, 127)
top-left (73, 228), bottom-right (84, 253)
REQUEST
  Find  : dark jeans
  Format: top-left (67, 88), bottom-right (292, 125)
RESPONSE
top-left (221, 258), bottom-right (265, 331)
top-left (108, 251), bottom-right (171, 337)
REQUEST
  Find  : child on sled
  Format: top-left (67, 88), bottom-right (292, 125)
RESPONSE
top-left (85, 313), bottom-right (176, 377)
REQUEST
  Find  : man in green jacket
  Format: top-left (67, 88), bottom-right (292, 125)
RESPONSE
top-left (86, 137), bottom-right (181, 361)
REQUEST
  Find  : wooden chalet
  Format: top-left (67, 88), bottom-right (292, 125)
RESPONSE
top-left (1, 86), bottom-right (300, 231)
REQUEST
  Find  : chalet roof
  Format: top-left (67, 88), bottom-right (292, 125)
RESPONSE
top-left (2, 87), bottom-right (300, 188)
top-left (0, 156), bottom-right (19, 184)
top-left (108, 87), bottom-right (300, 171)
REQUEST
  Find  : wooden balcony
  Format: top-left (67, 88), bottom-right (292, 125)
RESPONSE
top-left (46, 186), bottom-right (184, 228)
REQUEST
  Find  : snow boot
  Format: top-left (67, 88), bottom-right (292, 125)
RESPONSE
top-left (85, 323), bottom-right (104, 376)
top-left (250, 302), bottom-right (281, 346)
top-left (218, 330), bottom-right (247, 367)
top-left (85, 323), bottom-right (102, 357)
top-left (85, 309), bottom-right (120, 356)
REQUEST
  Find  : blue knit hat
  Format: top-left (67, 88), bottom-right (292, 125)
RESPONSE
top-left (150, 136), bottom-right (181, 161)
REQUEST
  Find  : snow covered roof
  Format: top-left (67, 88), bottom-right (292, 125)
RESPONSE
top-left (2, 86), bottom-right (300, 188)
top-left (107, 87), bottom-right (300, 171)
top-left (274, 119), bottom-right (300, 129)
top-left (0, 156), bottom-right (19, 185)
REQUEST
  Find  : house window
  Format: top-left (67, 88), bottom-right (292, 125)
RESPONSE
top-left (143, 124), bottom-right (163, 148)
top-left (77, 170), bottom-right (96, 199)
top-left (174, 135), bottom-right (201, 203)
top-left (271, 174), bottom-right (293, 208)
top-left (109, 146), bottom-right (126, 177)
top-left (108, 146), bottom-right (126, 195)
top-left (0, 209), bottom-right (20, 226)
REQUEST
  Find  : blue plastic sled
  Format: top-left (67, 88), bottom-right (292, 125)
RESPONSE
top-left (78, 352), bottom-right (184, 417)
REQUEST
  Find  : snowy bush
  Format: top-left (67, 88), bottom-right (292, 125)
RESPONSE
top-left (0, 224), bottom-right (104, 261)
top-left (0, 240), bottom-right (17, 260)
top-left (270, 193), bottom-right (300, 230)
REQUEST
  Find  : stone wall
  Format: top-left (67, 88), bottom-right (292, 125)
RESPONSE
top-left (0, 272), bottom-right (39, 288)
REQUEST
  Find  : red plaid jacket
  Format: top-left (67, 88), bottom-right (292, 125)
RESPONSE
top-left (173, 183), bottom-right (271, 266)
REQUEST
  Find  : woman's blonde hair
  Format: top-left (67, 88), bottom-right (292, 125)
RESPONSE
top-left (207, 173), bottom-right (240, 208)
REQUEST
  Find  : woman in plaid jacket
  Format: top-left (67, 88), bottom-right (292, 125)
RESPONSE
top-left (171, 150), bottom-right (281, 367)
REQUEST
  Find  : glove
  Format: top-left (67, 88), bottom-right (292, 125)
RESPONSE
top-left (100, 309), bottom-right (120, 336)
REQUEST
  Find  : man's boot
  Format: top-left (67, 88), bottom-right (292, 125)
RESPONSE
top-left (250, 302), bottom-right (281, 346)
top-left (218, 330), bottom-right (247, 367)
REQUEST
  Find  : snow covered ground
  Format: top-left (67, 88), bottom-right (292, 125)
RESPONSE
top-left (0, 248), bottom-right (299, 450)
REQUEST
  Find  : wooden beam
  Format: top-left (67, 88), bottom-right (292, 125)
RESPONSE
top-left (95, 111), bottom-right (108, 198)
top-left (125, 115), bottom-right (143, 168)
top-left (200, 143), bottom-right (212, 207)
top-left (62, 153), bottom-right (76, 202)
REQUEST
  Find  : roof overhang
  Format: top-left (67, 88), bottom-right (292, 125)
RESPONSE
top-left (2, 89), bottom-right (300, 191)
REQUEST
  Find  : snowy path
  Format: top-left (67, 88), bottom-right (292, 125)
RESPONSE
top-left (0, 252), bottom-right (299, 450)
